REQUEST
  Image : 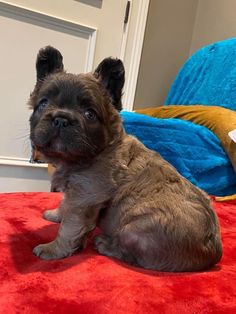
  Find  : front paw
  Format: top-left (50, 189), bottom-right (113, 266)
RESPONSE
top-left (33, 241), bottom-right (69, 260)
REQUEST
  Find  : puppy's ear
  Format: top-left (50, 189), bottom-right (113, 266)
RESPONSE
top-left (36, 46), bottom-right (64, 82)
top-left (94, 57), bottom-right (125, 111)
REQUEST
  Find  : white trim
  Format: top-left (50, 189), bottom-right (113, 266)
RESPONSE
top-left (0, 156), bottom-right (48, 168)
top-left (0, 1), bottom-right (97, 72)
top-left (122, 0), bottom-right (150, 111)
top-left (84, 30), bottom-right (98, 72)
top-left (119, 1), bottom-right (132, 61)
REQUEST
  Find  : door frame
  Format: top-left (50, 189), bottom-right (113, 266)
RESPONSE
top-left (121, 0), bottom-right (150, 111)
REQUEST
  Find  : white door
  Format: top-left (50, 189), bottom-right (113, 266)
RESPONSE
top-left (0, 0), bottom-right (149, 192)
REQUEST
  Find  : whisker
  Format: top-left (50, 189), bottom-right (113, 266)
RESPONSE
top-left (14, 134), bottom-right (30, 140)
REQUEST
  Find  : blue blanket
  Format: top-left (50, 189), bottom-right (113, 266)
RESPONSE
top-left (121, 111), bottom-right (236, 196)
top-left (165, 38), bottom-right (236, 110)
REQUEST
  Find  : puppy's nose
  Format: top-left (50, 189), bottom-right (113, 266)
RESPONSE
top-left (52, 117), bottom-right (69, 128)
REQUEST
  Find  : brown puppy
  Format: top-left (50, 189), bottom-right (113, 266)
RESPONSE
top-left (29, 46), bottom-right (222, 272)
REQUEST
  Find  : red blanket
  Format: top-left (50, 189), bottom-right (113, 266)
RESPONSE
top-left (0, 192), bottom-right (235, 313)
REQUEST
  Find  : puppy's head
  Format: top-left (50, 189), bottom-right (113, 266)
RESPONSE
top-left (29, 46), bottom-right (125, 164)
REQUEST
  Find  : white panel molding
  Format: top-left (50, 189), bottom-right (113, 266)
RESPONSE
top-left (84, 30), bottom-right (97, 72)
top-left (122, 0), bottom-right (150, 111)
top-left (0, 1), bottom-right (97, 72)
top-left (0, 1), bottom-right (98, 168)
top-left (0, 156), bottom-right (47, 168)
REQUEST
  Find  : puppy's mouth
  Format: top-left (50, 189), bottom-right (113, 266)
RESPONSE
top-left (31, 129), bottom-right (72, 159)
top-left (49, 131), bottom-right (67, 148)
top-left (42, 137), bottom-right (67, 154)
top-left (31, 126), bottom-right (95, 163)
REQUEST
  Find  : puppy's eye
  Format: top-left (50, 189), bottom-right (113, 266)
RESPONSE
top-left (84, 109), bottom-right (97, 121)
top-left (37, 98), bottom-right (48, 112)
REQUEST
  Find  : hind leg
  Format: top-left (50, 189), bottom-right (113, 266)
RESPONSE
top-left (94, 231), bottom-right (142, 266)
top-left (95, 219), bottom-right (161, 269)
top-left (94, 234), bottom-right (123, 260)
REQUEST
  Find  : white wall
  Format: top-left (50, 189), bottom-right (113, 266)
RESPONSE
top-left (0, 166), bottom-right (50, 192)
top-left (134, 0), bottom-right (198, 109)
top-left (190, 0), bottom-right (236, 54)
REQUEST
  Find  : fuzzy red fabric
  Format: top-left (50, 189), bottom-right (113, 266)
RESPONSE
top-left (0, 192), bottom-right (235, 314)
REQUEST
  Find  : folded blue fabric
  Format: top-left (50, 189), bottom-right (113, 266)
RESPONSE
top-left (121, 111), bottom-right (236, 196)
top-left (165, 38), bottom-right (236, 111)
